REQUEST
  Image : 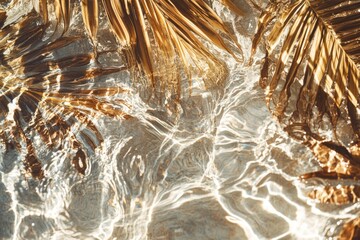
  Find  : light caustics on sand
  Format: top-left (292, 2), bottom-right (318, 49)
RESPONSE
top-left (0, 0), bottom-right (359, 239)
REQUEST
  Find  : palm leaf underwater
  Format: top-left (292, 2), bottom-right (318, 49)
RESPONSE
top-left (0, 0), bottom-right (241, 179)
top-left (41, 0), bottom-right (244, 94)
top-left (252, 0), bottom-right (360, 237)
top-left (0, 8), bottom-right (130, 179)
top-left (0, 0), bottom-right (359, 238)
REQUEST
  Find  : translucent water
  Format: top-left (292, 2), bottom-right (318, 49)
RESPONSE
top-left (0, 1), bottom-right (358, 239)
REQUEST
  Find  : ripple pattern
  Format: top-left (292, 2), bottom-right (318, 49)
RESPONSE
top-left (0, 1), bottom-right (359, 239)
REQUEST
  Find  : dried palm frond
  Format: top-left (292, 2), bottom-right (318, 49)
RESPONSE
top-left (253, 0), bottom-right (360, 175)
top-left (0, 10), bottom-right (128, 179)
top-left (0, 10), bottom-right (5, 27)
top-left (219, 0), bottom-right (246, 16)
top-left (36, 0), bottom-right (242, 97)
top-left (339, 218), bottom-right (360, 239)
top-left (252, 0), bottom-right (360, 237)
top-left (308, 185), bottom-right (360, 205)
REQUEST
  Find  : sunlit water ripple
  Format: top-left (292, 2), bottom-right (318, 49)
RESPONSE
top-left (1, 1), bottom-right (359, 239)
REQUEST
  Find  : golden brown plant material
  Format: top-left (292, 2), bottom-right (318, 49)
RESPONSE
top-left (308, 185), bottom-right (360, 205)
top-left (252, 0), bottom-right (360, 237)
top-left (339, 218), bottom-right (360, 240)
top-left (37, 0), bottom-right (242, 97)
top-left (0, 11), bottom-right (128, 179)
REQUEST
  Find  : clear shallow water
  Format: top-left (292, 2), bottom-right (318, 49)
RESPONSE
top-left (0, 1), bottom-right (359, 239)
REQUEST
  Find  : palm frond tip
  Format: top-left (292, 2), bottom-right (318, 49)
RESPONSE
top-left (37, 0), bottom-right (243, 95)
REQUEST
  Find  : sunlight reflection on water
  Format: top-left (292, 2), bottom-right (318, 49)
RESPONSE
top-left (0, 1), bottom-right (358, 239)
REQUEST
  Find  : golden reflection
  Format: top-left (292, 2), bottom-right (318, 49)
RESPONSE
top-left (37, 0), bottom-right (242, 97)
top-left (0, 10), bottom-right (128, 178)
top-left (253, 0), bottom-right (360, 237)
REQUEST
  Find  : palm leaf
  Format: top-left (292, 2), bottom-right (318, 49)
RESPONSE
top-left (0, 10), bottom-right (6, 27)
top-left (252, 0), bottom-right (360, 237)
top-left (308, 185), bottom-right (360, 205)
top-left (81, 0), bottom-right (98, 45)
top-left (36, 0), bottom-right (242, 97)
top-left (0, 11), bottom-right (128, 179)
top-left (254, 0), bottom-right (360, 182)
top-left (306, 185), bottom-right (360, 237)
top-left (339, 218), bottom-right (360, 239)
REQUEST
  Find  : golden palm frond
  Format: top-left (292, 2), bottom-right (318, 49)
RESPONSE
top-left (254, 0), bottom-right (360, 119)
top-left (36, 0), bottom-right (242, 97)
top-left (0, 10), bottom-right (5, 27)
top-left (0, 10), bottom-right (128, 179)
top-left (252, 0), bottom-right (360, 183)
top-left (308, 185), bottom-right (360, 205)
top-left (339, 218), bottom-right (360, 239)
top-left (252, 0), bottom-right (360, 236)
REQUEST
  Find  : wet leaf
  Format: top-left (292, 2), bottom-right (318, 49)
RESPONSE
top-left (254, 1), bottom-right (360, 237)
top-left (37, 0), bottom-right (243, 97)
top-left (0, 11), bottom-right (129, 178)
